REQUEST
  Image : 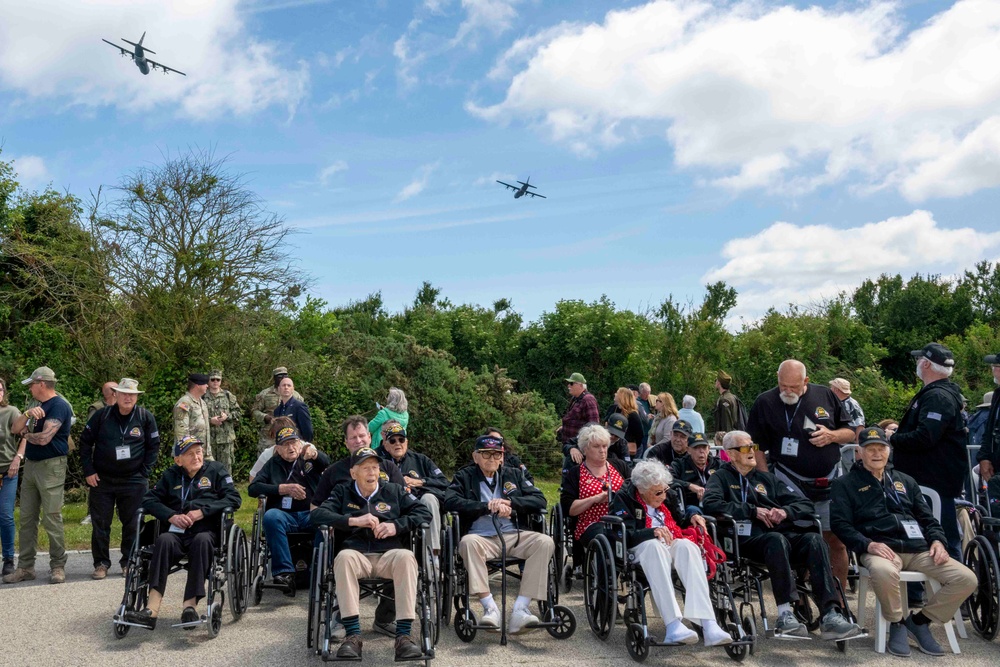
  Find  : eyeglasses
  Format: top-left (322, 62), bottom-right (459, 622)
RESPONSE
top-left (651, 488), bottom-right (668, 497)
top-left (478, 450), bottom-right (503, 459)
top-left (387, 437), bottom-right (406, 444)
top-left (727, 444), bottom-right (759, 454)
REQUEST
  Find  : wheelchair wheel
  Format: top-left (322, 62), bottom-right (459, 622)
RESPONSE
top-left (626, 623), bottom-right (649, 663)
top-left (584, 533), bottom-right (617, 641)
top-left (965, 534), bottom-right (1000, 640)
top-left (724, 608), bottom-right (756, 662)
top-left (550, 506), bottom-right (569, 594)
top-left (421, 537), bottom-right (441, 647)
top-left (227, 525), bottom-right (249, 620)
top-left (454, 606), bottom-right (477, 643)
top-left (546, 604), bottom-right (577, 639)
top-left (307, 538), bottom-right (326, 650)
top-left (440, 525), bottom-right (454, 627)
top-left (205, 602), bottom-right (223, 638)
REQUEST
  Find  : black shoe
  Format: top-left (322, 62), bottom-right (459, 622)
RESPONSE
top-left (394, 634), bottom-right (422, 661)
top-left (337, 635), bottom-right (363, 659)
top-left (180, 606), bottom-right (199, 629)
top-left (125, 608), bottom-right (157, 631)
top-left (273, 572), bottom-right (296, 597)
top-left (1, 559), bottom-right (14, 577)
top-left (373, 619), bottom-right (397, 637)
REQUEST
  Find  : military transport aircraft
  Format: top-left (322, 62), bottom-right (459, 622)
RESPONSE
top-left (102, 32), bottom-right (186, 76)
top-left (497, 176), bottom-right (546, 199)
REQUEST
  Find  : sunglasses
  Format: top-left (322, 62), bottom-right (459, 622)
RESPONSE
top-left (387, 436), bottom-right (406, 444)
top-left (478, 450), bottom-right (503, 459)
top-left (727, 444), bottom-right (759, 454)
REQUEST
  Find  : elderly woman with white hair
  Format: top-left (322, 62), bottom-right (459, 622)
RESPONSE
top-left (369, 387), bottom-right (409, 449)
top-left (608, 459), bottom-right (732, 647)
top-left (677, 395), bottom-right (705, 434)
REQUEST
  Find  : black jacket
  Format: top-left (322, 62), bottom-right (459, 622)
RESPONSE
top-left (379, 448), bottom-right (449, 500)
top-left (608, 479), bottom-right (688, 547)
top-left (249, 450), bottom-right (331, 512)
top-left (274, 397), bottom-right (314, 442)
top-left (644, 442), bottom-right (681, 468)
top-left (892, 379), bottom-right (968, 496)
top-left (977, 389), bottom-right (1000, 466)
top-left (702, 463), bottom-right (816, 539)
top-left (670, 453), bottom-right (722, 508)
top-left (313, 455), bottom-right (405, 506)
top-left (831, 460), bottom-right (946, 556)
top-left (559, 456), bottom-right (631, 518)
top-left (311, 481), bottom-right (431, 553)
top-left (79, 406), bottom-right (160, 481)
top-left (445, 464), bottom-right (546, 537)
top-left (142, 461), bottom-right (242, 534)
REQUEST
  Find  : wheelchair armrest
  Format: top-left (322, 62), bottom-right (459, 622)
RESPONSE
top-left (599, 515), bottom-right (625, 527)
top-left (708, 512), bottom-right (735, 525)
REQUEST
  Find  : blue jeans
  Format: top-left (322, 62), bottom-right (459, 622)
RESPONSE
top-left (262, 509), bottom-right (313, 575)
top-left (0, 473), bottom-right (17, 561)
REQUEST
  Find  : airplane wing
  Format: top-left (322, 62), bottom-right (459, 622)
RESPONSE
top-left (496, 180), bottom-right (518, 192)
top-left (146, 58), bottom-right (187, 76)
top-left (102, 39), bottom-right (134, 58)
top-left (525, 191), bottom-right (547, 199)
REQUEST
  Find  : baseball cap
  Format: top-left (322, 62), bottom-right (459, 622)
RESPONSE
top-left (859, 426), bottom-right (890, 447)
top-left (384, 423), bottom-right (407, 440)
top-left (672, 420), bottom-right (693, 435)
top-left (985, 354), bottom-right (1000, 365)
top-left (272, 366), bottom-right (289, 377)
top-left (475, 435), bottom-right (505, 452)
top-left (350, 447), bottom-right (380, 467)
top-left (21, 366), bottom-right (58, 385)
top-left (188, 373), bottom-right (209, 385)
top-left (607, 413), bottom-right (627, 438)
top-left (829, 378), bottom-right (851, 395)
top-left (174, 435), bottom-right (204, 456)
top-left (114, 378), bottom-right (144, 394)
top-left (209, 370), bottom-right (223, 380)
top-left (275, 426), bottom-right (301, 446)
top-left (690, 433), bottom-right (711, 448)
top-left (565, 372), bottom-right (586, 384)
top-left (910, 343), bottom-right (955, 367)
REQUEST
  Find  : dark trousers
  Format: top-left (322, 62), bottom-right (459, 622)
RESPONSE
top-left (740, 530), bottom-right (840, 610)
top-left (89, 477), bottom-right (147, 568)
top-left (148, 530), bottom-right (217, 602)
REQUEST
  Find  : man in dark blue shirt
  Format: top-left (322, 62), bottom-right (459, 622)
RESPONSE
top-left (273, 376), bottom-right (313, 442)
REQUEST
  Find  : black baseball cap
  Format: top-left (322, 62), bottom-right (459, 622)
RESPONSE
top-left (607, 413), bottom-right (627, 438)
top-left (689, 433), bottom-right (711, 448)
top-left (672, 420), bottom-right (693, 435)
top-left (475, 435), bottom-right (505, 452)
top-left (985, 353), bottom-right (1000, 365)
top-left (350, 447), bottom-right (380, 467)
top-left (859, 426), bottom-right (890, 447)
top-left (910, 343), bottom-right (955, 367)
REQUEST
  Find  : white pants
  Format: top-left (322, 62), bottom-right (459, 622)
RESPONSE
top-left (420, 494), bottom-right (441, 550)
top-left (631, 538), bottom-right (713, 624)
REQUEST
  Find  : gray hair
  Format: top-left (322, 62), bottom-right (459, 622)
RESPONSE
top-left (925, 359), bottom-right (954, 378)
top-left (385, 387), bottom-right (408, 412)
top-left (722, 430), bottom-right (752, 449)
top-left (682, 394), bottom-right (696, 409)
top-left (639, 382), bottom-right (651, 392)
top-left (577, 424), bottom-right (611, 454)
top-left (631, 459), bottom-right (673, 492)
top-left (777, 359), bottom-right (807, 380)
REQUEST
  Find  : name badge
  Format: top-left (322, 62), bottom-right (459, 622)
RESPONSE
top-left (735, 521), bottom-right (752, 537)
top-left (781, 437), bottom-right (799, 457)
top-left (281, 496), bottom-right (293, 509)
top-left (901, 520), bottom-right (923, 540)
top-left (116, 445), bottom-right (131, 461)
top-left (168, 523), bottom-right (185, 534)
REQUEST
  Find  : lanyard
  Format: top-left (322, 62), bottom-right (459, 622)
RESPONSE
top-left (584, 463), bottom-right (611, 491)
top-left (739, 474), bottom-right (753, 504)
top-left (695, 464), bottom-right (708, 487)
top-left (118, 409), bottom-right (136, 440)
top-left (180, 476), bottom-right (195, 508)
top-left (285, 456), bottom-right (300, 481)
top-left (784, 400), bottom-right (802, 434)
top-left (881, 473), bottom-right (904, 509)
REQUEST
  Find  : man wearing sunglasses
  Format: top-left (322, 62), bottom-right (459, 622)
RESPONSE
top-left (379, 423), bottom-right (448, 555)
top-left (703, 430), bottom-right (863, 643)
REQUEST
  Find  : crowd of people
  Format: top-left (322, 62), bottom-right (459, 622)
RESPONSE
top-left (0, 341), bottom-right (997, 661)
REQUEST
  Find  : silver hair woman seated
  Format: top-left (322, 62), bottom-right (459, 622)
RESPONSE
top-left (608, 459), bottom-right (731, 647)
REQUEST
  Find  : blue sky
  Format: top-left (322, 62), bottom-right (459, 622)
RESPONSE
top-left (2, 0), bottom-right (999, 326)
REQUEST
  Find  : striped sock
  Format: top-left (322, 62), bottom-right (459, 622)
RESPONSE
top-left (396, 619), bottom-right (412, 637)
top-left (343, 615), bottom-right (361, 636)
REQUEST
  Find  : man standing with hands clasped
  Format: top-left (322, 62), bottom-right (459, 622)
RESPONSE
top-left (79, 378), bottom-right (160, 580)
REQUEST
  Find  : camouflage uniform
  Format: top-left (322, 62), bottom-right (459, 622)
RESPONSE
top-left (204, 387), bottom-right (242, 472)
top-left (87, 399), bottom-right (108, 418)
top-left (173, 391), bottom-right (212, 461)
top-left (251, 385), bottom-right (303, 451)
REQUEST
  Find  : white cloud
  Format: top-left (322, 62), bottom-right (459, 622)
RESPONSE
top-left (0, 0), bottom-right (308, 120)
top-left (703, 211), bottom-right (1000, 321)
top-left (11, 155), bottom-right (49, 186)
top-left (395, 162), bottom-right (440, 201)
top-left (318, 160), bottom-right (348, 186)
top-left (451, 0), bottom-right (522, 48)
top-left (472, 0), bottom-right (1000, 200)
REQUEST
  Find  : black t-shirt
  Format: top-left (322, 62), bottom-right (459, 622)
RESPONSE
top-left (746, 383), bottom-right (849, 479)
top-left (26, 395), bottom-right (73, 461)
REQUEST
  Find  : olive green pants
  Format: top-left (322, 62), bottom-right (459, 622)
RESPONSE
top-left (18, 456), bottom-right (67, 569)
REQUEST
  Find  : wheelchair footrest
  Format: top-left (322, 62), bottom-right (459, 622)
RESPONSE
top-left (322, 655), bottom-right (362, 663)
top-left (824, 629), bottom-right (868, 642)
top-left (771, 631), bottom-right (813, 641)
top-left (171, 618), bottom-right (207, 629)
top-left (112, 618), bottom-right (155, 631)
top-left (395, 652), bottom-right (434, 662)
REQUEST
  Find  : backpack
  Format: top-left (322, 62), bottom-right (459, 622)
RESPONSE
top-left (734, 396), bottom-right (749, 431)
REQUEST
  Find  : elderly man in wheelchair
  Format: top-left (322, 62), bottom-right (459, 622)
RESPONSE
top-left (311, 447), bottom-right (432, 661)
top-left (120, 435), bottom-right (243, 631)
top-left (703, 430), bottom-right (863, 643)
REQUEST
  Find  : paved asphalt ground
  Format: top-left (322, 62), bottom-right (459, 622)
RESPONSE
top-left (4, 550), bottom-right (999, 667)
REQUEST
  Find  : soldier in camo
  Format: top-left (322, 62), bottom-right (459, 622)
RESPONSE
top-left (204, 370), bottom-right (242, 472)
top-left (173, 373), bottom-right (212, 461)
top-left (251, 366), bottom-right (302, 452)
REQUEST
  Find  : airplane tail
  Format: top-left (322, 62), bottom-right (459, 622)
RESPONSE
top-left (123, 32), bottom-right (155, 54)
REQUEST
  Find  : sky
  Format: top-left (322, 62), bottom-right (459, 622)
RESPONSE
top-left (2, 0), bottom-right (999, 327)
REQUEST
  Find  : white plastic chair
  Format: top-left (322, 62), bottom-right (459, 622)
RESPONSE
top-left (856, 485), bottom-right (967, 654)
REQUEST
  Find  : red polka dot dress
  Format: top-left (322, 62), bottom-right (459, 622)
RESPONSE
top-left (575, 464), bottom-right (625, 540)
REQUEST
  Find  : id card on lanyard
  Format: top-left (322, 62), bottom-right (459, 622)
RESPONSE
top-left (171, 477), bottom-right (194, 534)
top-left (780, 402), bottom-right (802, 457)
top-left (116, 410), bottom-right (137, 461)
top-left (735, 476), bottom-right (753, 536)
top-left (282, 458), bottom-right (301, 509)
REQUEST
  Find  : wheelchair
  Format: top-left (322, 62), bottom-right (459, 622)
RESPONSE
top-left (549, 501), bottom-right (585, 594)
top-left (443, 511), bottom-right (577, 646)
top-left (112, 507), bottom-right (248, 639)
top-left (710, 512), bottom-right (865, 653)
top-left (308, 522), bottom-right (440, 664)
top-left (962, 469), bottom-right (1000, 640)
top-left (248, 495), bottom-right (315, 602)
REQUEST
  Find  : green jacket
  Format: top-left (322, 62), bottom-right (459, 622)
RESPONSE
top-left (0, 405), bottom-right (22, 469)
top-left (369, 408), bottom-right (409, 449)
top-left (204, 388), bottom-right (243, 444)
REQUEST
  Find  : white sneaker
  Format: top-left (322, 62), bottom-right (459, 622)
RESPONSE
top-left (508, 606), bottom-right (541, 635)
top-left (663, 619), bottom-right (698, 645)
top-left (702, 620), bottom-right (734, 647)
top-left (81, 514), bottom-right (92, 525)
top-left (331, 621), bottom-right (346, 641)
top-left (480, 606), bottom-right (501, 629)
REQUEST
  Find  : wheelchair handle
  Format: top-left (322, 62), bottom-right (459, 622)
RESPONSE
top-left (599, 515), bottom-right (625, 526)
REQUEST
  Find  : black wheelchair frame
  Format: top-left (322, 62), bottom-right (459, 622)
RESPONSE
top-left (248, 495), bottom-right (316, 602)
top-left (112, 507), bottom-right (248, 639)
top-left (307, 522), bottom-right (440, 665)
top-left (443, 511), bottom-right (577, 646)
top-left (962, 471), bottom-right (1000, 640)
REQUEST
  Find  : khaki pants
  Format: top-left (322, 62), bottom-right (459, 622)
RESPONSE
top-left (18, 457), bottom-right (67, 569)
top-left (334, 549), bottom-right (417, 620)
top-left (420, 494), bottom-right (441, 551)
top-left (459, 531), bottom-right (554, 601)
top-left (861, 551), bottom-right (977, 623)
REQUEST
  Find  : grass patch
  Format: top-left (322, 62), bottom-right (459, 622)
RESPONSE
top-left (14, 478), bottom-right (562, 552)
